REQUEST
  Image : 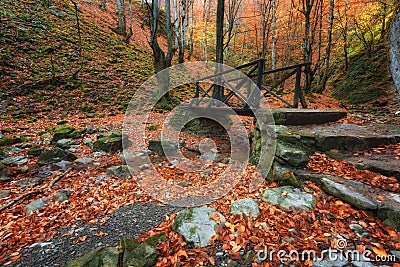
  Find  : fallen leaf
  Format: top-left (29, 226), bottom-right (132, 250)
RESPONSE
top-left (377, 195), bottom-right (384, 201)
top-left (79, 235), bottom-right (88, 242)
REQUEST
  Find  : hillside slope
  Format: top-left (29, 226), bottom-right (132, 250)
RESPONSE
top-left (1, 0), bottom-right (154, 118)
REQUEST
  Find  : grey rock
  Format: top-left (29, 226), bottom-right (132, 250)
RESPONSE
top-left (390, 250), bottom-right (400, 260)
top-left (55, 138), bottom-right (73, 149)
top-left (262, 186), bottom-right (316, 210)
top-left (15, 177), bottom-right (44, 188)
top-left (26, 198), bottom-right (48, 215)
top-left (83, 137), bottom-right (93, 148)
top-left (74, 157), bottom-right (93, 170)
top-left (0, 189), bottom-right (11, 199)
top-left (0, 176), bottom-right (10, 182)
top-left (93, 151), bottom-right (107, 157)
top-left (27, 146), bottom-right (43, 156)
top-left (95, 174), bottom-right (111, 184)
top-left (52, 160), bottom-right (73, 170)
top-left (276, 142), bottom-right (309, 167)
top-left (53, 190), bottom-right (71, 202)
top-left (86, 126), bottom-right (98, 134)
top-left (319, 177), bottom-right (377, 210)
top-left (38, 148), bottom-right (77, 165)
top-left (2, 155), bottom-right (28, 166)
top-left (52, 125), bottom-right (75, 143)
top-left (313, 252), bottom-right (349, 267)
top-left (230, 198), bottom-right (260, 218)
top-left (172, 207), bottom-right (226, 247)
top-left (148, 139), bottom-right (180, 156)
top-left (107, 165), bottom-right (135, 179)
top-left (351, 261), bottom-right (374, 267)
top-left (349, 224), bottom-right (370, 238)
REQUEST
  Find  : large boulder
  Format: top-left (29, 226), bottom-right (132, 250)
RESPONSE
top-left (38, 148), bottom-right (77, 165)
top-left (230, 198), bottom-right (260, 218)
top-left (172, 207), bottom-right (226, 247)
top-left (93, 131), bottom-right (130, 153)
top-left (262, 186), bottom-right (316, 211)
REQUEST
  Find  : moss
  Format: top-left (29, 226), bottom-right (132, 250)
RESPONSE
top-left (147, 124), bottom-right (158, 131)
top-left (54, 125), bottom-right (74, 135)
top-left (144, 232), bottom-right (167, 246)
top-left (172, 208), bottom-right (194, 231)
top-left (0, 137), bottom-right (19, 147)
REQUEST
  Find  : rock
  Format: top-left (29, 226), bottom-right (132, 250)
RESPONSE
top-left (0, 176), bottom-right (10, 182)
top-left (93, 131), bottom-right (130, 153)
top-left (0, 136), bottom-right (20, 147)
top-left (52, 160), bottom-right (73, 170)
top-left (262, 186), bottom-right (316, 211)
top-left (83, 137), bottom-right (93, 148)
top-left (318, 177), bottom-right (377, 210)
top-left (86, 126), bottom-right (98, 134)
top-left (230, 198), bottom-right (260, 218)
top-left (351, 261), bottom-right (374, 267)
top-left (95, 174), bottom-right (111, 184)
top-left (107, 165), bottom-right (135, 179)
top-left (148, 139), bottom-right (180, 156)
top-left (74, 157), bottom-right (94, 170)
top-left (267, 161), bottom-right (302, 187)
top-left (0, 147), bottom-right (10, 159)
top-left (55, 138), bottom-right (73, 149)
top-left (122, 241), bottom-right (158, 267)
top-left (0, 189), bottom-right (11, 199)
top-left (26, 198), bottom-right (48, 215)
top-left (53, 190), bottom-right (71, 202)
top-left (69, 129), bottom-right (85, 139)
top-left (66, 247), bottom-right (119, 267)
top-left (52, 125), bottom-right (75, 143)
top-left (14, 177), bottom-right (44, 188)
top-left (1, 155), bottom-right (28, 165)
top-left (93, 151), bottom-right (107, 157)
top-left (390, 250), bottom-right (400, 260)
top-left (172, 207), bottom-right (226, 247)
top-left (349, 224), bottom-right (370, 238)
top-left (276, 142), bottom-right (309, 167)
top-left (313, 251), bottom-right (349, 267)
top-left (27, 145), bottom-right (44, 156)
top-left (38, 148), bottom-right (77, 165)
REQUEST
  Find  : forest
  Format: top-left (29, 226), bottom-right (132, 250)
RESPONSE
top-left (0, 0), bottom-right (400, 266)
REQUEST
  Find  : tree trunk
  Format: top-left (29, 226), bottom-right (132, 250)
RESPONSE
top-left (317, 0), bottom-right (334, 93)
top-left (117, 0), bottom-right (126, 36)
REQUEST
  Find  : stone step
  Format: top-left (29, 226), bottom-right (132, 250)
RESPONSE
top-left (277, 123), bottom-right (400, 152)
top-left (338, 153), bottom-right (400, 181)
top-left (296, 171), bottom-right (400, 230)
top-left (269, 108), bottom-right (347, 125)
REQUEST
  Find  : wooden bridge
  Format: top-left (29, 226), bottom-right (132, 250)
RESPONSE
top-left (187, 58), bottom-right (311, 117)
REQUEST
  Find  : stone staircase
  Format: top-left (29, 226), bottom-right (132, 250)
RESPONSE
top-left (252, 108), bottom-right (400, 229)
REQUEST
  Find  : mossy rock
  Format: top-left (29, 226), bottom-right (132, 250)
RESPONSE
top-left (93, 131), bottom-right (130, 153)
top-left (27, 145), bottom-right (43, 157)
top-left (0, 137), bottom-right (20, 147)
top-left (66, 247), bottom-right (120, 267)
top-left (69, 129), bottom-right (86, 139)
top-left (52, 125), bottom-right (75, 142)
top-left (37, 147), bottom-right (77, 165)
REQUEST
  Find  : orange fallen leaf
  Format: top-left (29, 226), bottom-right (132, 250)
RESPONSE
top-left (231, 245), bottom-right (241, 254)
top-left (208, 256), bottom-right (215, 265)
top-left (370, 243), bottom-right (387, 257)
top-left (281, 191), bottom-right (288, 197)
top-left (209, 213), bottom-right (221, 224)
top-left (79, 235), bottom-right (88, 242)
top-left (222, 243), bottom-right (231, 250)
top-left (175, 249), bottom-right (188, 257)
top-left (377, 195), bottom-right (384, 201)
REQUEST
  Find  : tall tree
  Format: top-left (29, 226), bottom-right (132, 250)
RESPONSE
top-left (117, 0), bottom-right (126, 36)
